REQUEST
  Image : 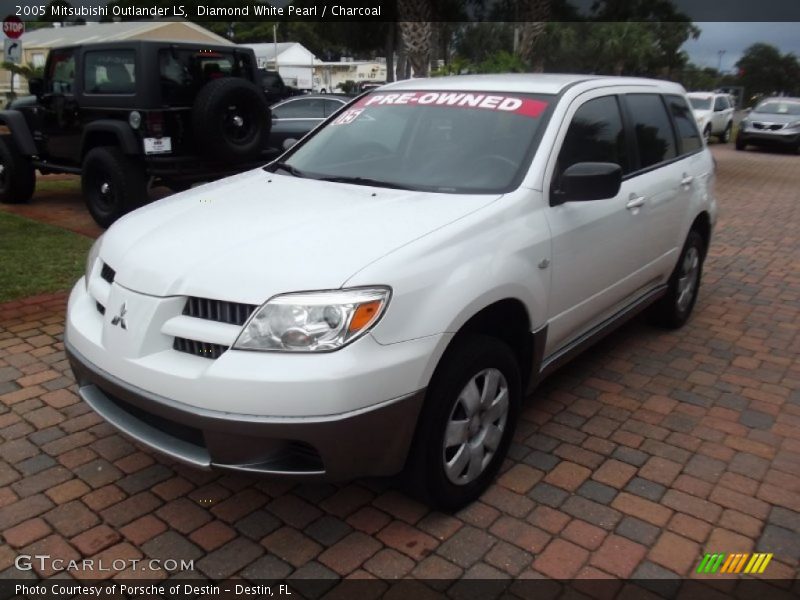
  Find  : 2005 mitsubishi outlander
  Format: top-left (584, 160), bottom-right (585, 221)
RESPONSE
top-left (66, 74), bottom-right (716, 509)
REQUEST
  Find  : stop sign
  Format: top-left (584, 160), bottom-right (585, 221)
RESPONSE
top-left (3, 16), bottom-right (24, 40)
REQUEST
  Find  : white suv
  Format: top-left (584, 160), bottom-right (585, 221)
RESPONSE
top-left (66, 75), bottom-right (716, 509)
top-left (688, 92), bottom-right (735, 143)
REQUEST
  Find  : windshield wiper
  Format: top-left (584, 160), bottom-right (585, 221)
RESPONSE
top-left (269, 161), bottom-right (307, 178)
top-left (317, 176), bottom-right (416, 190)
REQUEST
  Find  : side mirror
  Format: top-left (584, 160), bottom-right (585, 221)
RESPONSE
top-left (28, 77), bottom-right (44, 97)
top-left (556, 162), bottom-right (622, 203)
top-left (282, 138), bottom-right (298, 151)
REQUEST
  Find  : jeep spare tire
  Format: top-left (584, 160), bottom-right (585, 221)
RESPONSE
top-left (192, 78), bottom-right (270, 162)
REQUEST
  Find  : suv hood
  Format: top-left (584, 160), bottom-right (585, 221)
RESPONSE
top-left (102, 169), bottom-right (500, 303)
top-left (692, 109), bottom-right (711, 121)
top-left (748, 112), bottom-right (799, 125)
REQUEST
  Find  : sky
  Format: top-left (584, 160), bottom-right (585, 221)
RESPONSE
top-left (684, 22), bottom-right (800, 72)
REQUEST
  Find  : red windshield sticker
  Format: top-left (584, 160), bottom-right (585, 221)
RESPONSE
top-left (351, 92), bottom-right (548, 118)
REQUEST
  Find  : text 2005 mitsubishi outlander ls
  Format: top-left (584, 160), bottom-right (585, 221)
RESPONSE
top-left (66, 74), bottom-right (716, 509)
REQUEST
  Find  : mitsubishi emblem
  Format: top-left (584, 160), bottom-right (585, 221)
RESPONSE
top-left (111, 302), bottom-right (128, 330)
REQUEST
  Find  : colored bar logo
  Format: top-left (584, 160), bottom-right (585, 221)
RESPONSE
top-left (696, 553), bottom-right (773, 574)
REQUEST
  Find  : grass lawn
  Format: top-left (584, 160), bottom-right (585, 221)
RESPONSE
top-left (0, 211), bottom-right (92, 303)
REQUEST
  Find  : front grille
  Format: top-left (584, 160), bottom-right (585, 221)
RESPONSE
top-left (182, 297), bottom-right (257, 326)
top-left (100, 263), bottom-right (115, 283)
top-left (173, 337), bottom-right (229, 359)
top-left (753, 122), bottom-right (784, 131)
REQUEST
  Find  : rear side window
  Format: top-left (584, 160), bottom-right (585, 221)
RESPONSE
top-left (666, 95), bottom-right (702, 155)
top-left (84, 50), bottom-right (135, 94)
top-left (714, 96), bottom-right (727, 111)
top-left (625, 94), bottom-right (677, 169)
top-left (557, 95), bottom-right (629, 178)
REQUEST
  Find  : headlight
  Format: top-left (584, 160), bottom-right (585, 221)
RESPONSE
top-left (84, 235), bottom-right (104, 290)
top-left (786, 120), bottom-right (800, 129)
top-left (234, 287), bottom-right (391, 352)
top-left (740, 119), bottom-right (750, 128)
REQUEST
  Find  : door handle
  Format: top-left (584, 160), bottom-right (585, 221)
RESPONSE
top-left (626, 195), bottom-right (645, 210)
top-left (680, 174), bottom-right (694, 187)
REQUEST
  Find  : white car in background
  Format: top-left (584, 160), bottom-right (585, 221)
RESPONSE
top-left (688, 92), bottom-right (735, 143)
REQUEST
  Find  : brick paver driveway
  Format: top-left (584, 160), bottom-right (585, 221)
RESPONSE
top-left (1, 146), bottom-right (798, 586)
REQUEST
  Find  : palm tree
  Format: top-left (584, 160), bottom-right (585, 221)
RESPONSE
top-left (515, 0), bottom-right (551, 72)
top-left (397, 0), bottom-right (433, 77)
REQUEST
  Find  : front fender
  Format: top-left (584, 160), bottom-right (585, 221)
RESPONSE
top-left (0, 110), bottom-right (37, 155)
top-left (345, 188), bottom-right (551, 345)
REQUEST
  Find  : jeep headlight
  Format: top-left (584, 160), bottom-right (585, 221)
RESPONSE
top-left (234, 287), bottom-right (391, 352)
top-left (84, 235), bottom-right (104, 290)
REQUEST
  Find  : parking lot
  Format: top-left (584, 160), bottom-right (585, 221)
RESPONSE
top-left (1, 145), bottom-right (798, 586)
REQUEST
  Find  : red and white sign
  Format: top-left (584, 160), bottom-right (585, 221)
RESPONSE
top-left (3, 15), bottom-right (24, 39)
top-left (349, 91), bottom-right (548, 118)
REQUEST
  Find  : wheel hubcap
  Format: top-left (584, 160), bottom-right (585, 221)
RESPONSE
top-left (676, 246), bottom-right (700, 312)
top-left (443, 368), bottom-right (509, 486)
top-left (100, 182), bottom-right (110, 195)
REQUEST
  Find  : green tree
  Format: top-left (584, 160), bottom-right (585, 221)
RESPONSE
top-left (736, 43), bottom-right (800, 97)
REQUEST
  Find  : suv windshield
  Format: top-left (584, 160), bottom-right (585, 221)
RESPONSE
top-left (754, 100), bottom-right (800, 115)
top-left (159, 48), bottom-right (253, 105)
top-left (276, 91), bottom-right (552, 193)
top-left (688, 97), bottom-right (712, 110)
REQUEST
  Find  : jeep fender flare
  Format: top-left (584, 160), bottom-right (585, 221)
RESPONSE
top-left (81, 121), bottom-right (140, 156)
top-left (0, 110), bottom-right (37, 156)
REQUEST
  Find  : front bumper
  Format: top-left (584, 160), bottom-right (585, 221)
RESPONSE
top-left (67, 341), bottom-right (426, 480)
top-left (738, 126), bottom-right (800, 146)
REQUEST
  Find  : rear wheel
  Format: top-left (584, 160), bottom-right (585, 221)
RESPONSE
top-left (82, 146), bottom-right (147, 228)
top-left (405, 335), bottom-right (521, 510)
top-left (0, 136), bottom-right (36, 204)
top-left (703, 125), bottom-right (712, 144)
top-left (650, 230), bottom-right (705, 329)
top-left (735, 135), bottom-right (746, 151)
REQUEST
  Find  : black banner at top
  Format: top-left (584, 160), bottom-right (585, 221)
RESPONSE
top-left (8, 0), bottom-right (800, 23)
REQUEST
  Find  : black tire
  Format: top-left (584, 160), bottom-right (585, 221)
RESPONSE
top-left (82, 146), bottom-right (147, 228)
top-left (735, 135), bottom-right (746, 151)
top-left (703, 125), bottom-right (712, 144)
top-left (649, 230), bottom-right (705, 329)
top-left (405, 335), bottom-right (521, 510)
top-left (719, 123), bottom-right (732, 143)
top-left (0, 136), bottom-right (36, 204)
top-left (192, 78), bottom-right (271, 162)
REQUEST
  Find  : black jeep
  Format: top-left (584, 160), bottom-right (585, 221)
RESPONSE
top-left (0, 41), bottom-right (272, 227)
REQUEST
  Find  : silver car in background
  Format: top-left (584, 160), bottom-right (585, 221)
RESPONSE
top-left (736, 97), bottom-right (800, 153)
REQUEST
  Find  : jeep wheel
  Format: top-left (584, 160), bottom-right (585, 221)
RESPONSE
top-left (703, 125), bottom-right (712, 144)
top-left (405, 335), bottom-right (521, 510)
top-left (82, 147), bottom-right (147, 228)
top-left (719, 123), bottom-right (732, 144)
top-left (192, 78), bottom-right (270, 162)
top-left (650, 230), bottom-right (705, 329)
top-left (735, 136), bottom-right (746, 151)
top-left (0, 137), bottom-right (36, 204)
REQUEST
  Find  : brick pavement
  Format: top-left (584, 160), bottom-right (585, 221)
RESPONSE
top-left (1, 146), bottom-right (799, 586)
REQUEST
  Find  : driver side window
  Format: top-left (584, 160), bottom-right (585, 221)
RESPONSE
top-left (554, 95), bottom-right (628, 190)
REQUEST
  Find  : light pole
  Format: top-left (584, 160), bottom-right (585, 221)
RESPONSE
top-left (717, 50), bottom-right (726, 75)
top-left (273, 24), bottom-right (279, 71)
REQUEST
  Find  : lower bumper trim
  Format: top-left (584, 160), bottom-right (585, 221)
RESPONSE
top-left (66, 340), bottom-right (426, 481)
